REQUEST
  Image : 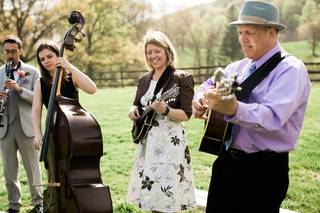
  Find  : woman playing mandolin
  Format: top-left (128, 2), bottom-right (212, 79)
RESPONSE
top-left (127, 30), bottom-right (196, 213)
top-left (32, 40), bottom-right (96, 152)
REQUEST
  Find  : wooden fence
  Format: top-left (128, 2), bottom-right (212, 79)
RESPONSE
top-left (93, 62), bottom-right (320, 87)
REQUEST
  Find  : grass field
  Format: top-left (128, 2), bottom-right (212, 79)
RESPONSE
top-left (0, 84), bottom-right (319, 213)
top-left (281, 40), bottom-right (320, 62)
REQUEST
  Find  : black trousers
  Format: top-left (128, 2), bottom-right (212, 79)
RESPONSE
top-left (206, 148), bottom-right (289, 213)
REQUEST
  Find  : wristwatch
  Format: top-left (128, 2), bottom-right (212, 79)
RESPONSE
top-left (162, 105), bottom-right (170, 116)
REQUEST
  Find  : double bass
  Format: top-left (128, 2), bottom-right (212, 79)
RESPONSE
top-left (40, 11), bottom-right (113, 213)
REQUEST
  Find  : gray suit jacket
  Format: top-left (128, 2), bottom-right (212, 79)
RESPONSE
top-left (0, 61), bottom-right (40, 139)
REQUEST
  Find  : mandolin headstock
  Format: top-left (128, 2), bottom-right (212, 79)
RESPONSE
top-left (160, 84), bottom-right (180, 102)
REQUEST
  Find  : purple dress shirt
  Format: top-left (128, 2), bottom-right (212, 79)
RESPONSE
top-left (195, 42), bottom-right (311, 153)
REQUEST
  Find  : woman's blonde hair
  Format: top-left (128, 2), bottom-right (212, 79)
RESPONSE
top-left (143, 30), bottom-right (177, 71)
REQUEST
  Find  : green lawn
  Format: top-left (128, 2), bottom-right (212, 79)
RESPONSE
top-left (281, 40), bottom-right (320, 62)
top-left (0, 84), bottom-right (319, 213)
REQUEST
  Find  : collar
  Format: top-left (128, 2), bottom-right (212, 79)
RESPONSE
top-left (255, 42), bottom-right (283, 69)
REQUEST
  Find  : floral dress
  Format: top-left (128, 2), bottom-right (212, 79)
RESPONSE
top-left (127, 80), bottom-right (196, 212)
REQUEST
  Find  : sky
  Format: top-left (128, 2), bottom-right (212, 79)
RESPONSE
top-left (147, 0), bottom-right (216, 18)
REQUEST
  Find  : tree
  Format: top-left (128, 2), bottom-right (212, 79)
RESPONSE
top-left (298, 0), bottom-right (320, 56)
top-left (157, 8), bottom-right (204, 67)
top-left (56, 0), bottom-right (144, 80)
top-left (162, 10), bottom-right (189, 52)
top-left (219, 4), bottom-right (242, 63)
top-left (184, 13), bottom-right (204, 67)
top-left (201, 7), bottom-right (227, 66)
top-left (155, 9), bottom-right (202, 67)
top-left (273, 0), bottom-right (304, 41)
top-left (122, 0), bottom-right (153, 42)
top-left (0, 0), bottom-right (66, 62)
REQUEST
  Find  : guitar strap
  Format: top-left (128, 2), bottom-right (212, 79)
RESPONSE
top-left (224, 51), bottom-right (288, 142)
top-left (151, 65), bottom-right (174, 102)
top-left (235, 51), bottom-right (287, 100)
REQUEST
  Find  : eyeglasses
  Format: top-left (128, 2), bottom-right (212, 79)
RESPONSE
top-left (3, 49), bottom-right (20, 54)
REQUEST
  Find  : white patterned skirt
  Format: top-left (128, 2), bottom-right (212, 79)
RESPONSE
top-left (127, 116), bottom-right (196, 212)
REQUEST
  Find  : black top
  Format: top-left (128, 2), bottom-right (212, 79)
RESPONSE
top-left (40, 75), bottom-right (78, 109)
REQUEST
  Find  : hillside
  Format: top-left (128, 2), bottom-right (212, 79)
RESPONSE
top-left (150, 0), bottom-right (320, 66)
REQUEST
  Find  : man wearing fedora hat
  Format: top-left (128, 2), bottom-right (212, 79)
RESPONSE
top-left (193, 1), bottom-right (311, 212)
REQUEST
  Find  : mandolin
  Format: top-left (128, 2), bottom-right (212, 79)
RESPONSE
top-left (132, 84), bottom-right (179, 144)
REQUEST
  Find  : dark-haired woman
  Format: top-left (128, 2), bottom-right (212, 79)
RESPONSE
top-left (32, 40), bottom-right (96, 150)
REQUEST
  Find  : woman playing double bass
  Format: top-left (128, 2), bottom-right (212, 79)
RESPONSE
top-left (31, 40), bottom-right (107, 213)
top-left (32, 40), bottom-right (96, 151)
top-left (31, 11), bottom-right (112, 213)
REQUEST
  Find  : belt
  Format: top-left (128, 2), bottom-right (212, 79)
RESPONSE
top-left (226, 147), bottom-right (288, 160)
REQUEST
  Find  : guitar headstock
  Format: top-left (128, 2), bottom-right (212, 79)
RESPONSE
top-left (211, 67), bottom-right (241, 99)
top-left (159, 84), bottom-right (180, 102)
top-left (212, 67), bottom-right (225, 82)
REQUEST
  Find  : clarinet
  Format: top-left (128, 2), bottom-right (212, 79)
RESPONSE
top-left (0, 61), bottom-right (12, 127)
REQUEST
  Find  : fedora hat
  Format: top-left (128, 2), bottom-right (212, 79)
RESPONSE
top-left (230, 0), bottom-right (287, 31)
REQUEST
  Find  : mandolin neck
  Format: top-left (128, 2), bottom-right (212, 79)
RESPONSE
top-left (140, 96), bottom-right (165, 119)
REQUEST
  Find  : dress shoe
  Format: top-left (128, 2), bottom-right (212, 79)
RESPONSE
top-left (29, 204), bottom-right (43, 213)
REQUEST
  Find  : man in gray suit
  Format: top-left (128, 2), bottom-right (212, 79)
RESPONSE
top-left (0, 35), bottom-right (43, 213)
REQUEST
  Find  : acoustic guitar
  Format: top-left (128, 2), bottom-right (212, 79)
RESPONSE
top-left (199, 68), bottom-right (240, 155)
top-left (132, 84), bottom-right (179, 144)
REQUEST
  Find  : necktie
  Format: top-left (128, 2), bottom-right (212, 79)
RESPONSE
top-left (224, 126), bottom-right (233, 151)
top-left (243, 62), bottom-right (256, 81)
top-left (10, 69), bottom-right (15, 80)
top-left (224, 62), bottom-right (256, 150)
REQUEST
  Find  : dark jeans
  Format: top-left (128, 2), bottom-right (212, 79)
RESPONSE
top-left (206, 148), bottom-right (289, 213)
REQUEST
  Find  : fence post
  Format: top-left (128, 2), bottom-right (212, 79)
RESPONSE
top-left (120, 69), bottom-right (124, 87)
top-left (99, 72), bottom-right (103, 87)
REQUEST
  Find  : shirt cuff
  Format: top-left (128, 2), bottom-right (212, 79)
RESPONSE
top-left (224, 101), bottom-right (245, 123)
